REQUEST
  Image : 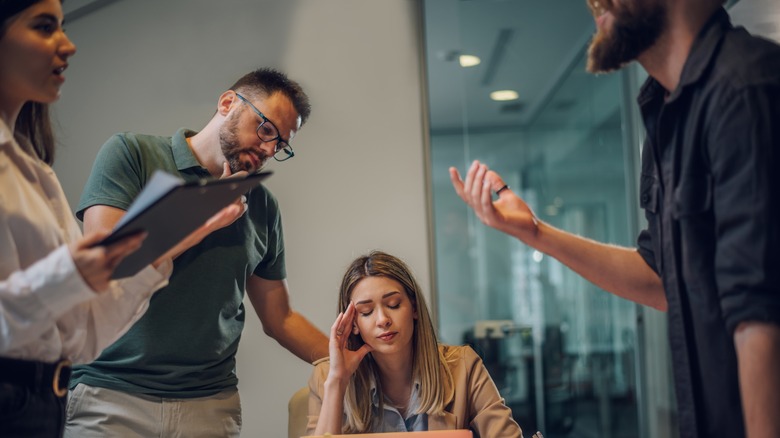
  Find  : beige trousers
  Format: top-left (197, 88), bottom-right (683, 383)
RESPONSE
top-left (64, 383), bottom-right (241, 438)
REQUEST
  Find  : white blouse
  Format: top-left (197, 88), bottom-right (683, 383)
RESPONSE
top-left (0, 119), bottom-right (171, 364)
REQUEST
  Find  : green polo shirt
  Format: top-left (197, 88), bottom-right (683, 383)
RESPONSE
top-left (71, 129), bottom-right (285, 397)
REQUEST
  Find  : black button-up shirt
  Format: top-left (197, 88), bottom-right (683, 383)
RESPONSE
top-left (636, 8), bottom-right (780, 438)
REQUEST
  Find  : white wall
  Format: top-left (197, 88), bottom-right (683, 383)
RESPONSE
top-left (730, 0), bottom-right (780, 42)
top-left (53, 1), bottom-right (431, 436)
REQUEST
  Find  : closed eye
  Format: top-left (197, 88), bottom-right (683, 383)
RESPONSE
top-left (356, 305), bottom-right (373, 317)
top-left (258, 123), bottom-right (275, 136)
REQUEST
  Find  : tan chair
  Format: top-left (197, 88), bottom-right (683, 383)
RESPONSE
top-left (288, 386), bottom-right (310, 438)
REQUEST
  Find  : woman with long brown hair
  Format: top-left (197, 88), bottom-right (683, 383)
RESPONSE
top-left (0, 1), bottom-right (242, 435)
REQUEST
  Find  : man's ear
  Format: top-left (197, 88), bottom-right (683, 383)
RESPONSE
top-left (217, 90), bottom-right (237, 116)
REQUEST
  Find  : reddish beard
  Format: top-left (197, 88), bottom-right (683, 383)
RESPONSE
top-left (586, 0), bottom-right (666, 73)
top-left (219, 111), bottom-right (267, 173)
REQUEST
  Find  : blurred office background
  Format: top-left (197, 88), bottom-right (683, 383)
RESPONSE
top-left (424, 0), bottom-right (776, 437)
top-left (54, 0), bottom-right (776, 437)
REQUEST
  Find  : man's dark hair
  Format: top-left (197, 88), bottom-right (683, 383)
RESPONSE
top-left (229, 68), bottom-right (311, 126)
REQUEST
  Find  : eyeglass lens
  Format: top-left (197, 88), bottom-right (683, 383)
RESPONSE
top-left (256, 122), bottom-right (278, 142)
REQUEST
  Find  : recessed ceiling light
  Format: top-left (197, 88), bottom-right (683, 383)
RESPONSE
top-left (459, 54), bottom-right (481, 67)
top-left (490, 90), bottom-right (519, 101)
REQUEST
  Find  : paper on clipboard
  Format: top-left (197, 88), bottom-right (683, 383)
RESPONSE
top-left (98, 169), bottom-right (272, 279)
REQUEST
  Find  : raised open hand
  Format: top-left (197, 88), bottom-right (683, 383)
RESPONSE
top-left (449, 160), bottom-right (539, 242)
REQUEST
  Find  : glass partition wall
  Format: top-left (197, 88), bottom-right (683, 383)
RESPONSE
top-left (422, 1), bottom-right (677, 437)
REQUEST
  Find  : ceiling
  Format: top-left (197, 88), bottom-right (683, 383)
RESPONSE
top-left (421, 0), bottom-right (780, 134)
top-left (422, 0), bottom-right (598, 133)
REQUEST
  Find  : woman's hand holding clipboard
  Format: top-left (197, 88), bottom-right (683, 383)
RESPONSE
top-left (88, 166), bottom-right (272, 280)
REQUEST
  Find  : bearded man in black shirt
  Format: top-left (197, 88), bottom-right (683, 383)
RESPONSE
top-left (451, 1), bottom-right (780, 437)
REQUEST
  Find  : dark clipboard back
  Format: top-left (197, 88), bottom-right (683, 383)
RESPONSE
top-left (100, 170), bottom-right (272, 279)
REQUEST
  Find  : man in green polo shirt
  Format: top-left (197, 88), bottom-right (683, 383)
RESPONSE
top-left (65, 68), bottom-right (329, 437)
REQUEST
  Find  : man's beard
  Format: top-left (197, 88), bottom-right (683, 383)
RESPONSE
top-left (219, 111), bottom-right (265, 173)
top-left (586, 1), bottom-right (666, 73)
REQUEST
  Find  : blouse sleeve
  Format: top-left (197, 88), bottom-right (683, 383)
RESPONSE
top-left (0, 245), bottom-right (96, 352)
top-left (57, 258), bottom-right (172, 364)
top-left (0, 123), bottom-right (171, 362)
top-left (464, 346), bottom-right (524, 438)
top-left (305, 358), bottom-right (330, 436)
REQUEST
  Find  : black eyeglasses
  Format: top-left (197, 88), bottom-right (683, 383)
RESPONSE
top-left (235, 93), bottom-right (295, 162)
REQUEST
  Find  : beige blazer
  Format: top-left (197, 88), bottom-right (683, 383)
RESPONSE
top-left (306, 344), bottom-right (524, 437)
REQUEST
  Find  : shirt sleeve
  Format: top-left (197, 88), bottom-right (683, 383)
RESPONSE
top-left (0, 245), bottom-right (95, 352)
top-left (636, 140), bottom-right (661, 276)
top-left (0, 241), bottom-right (171, 362)
top-left (636, 229), bottom-right (658, 275)
top-left (1, 128), bottom-right (171, 361)
top-left (252, 188), bottom-right (287, 280)
top-left (708, 82), bottom-right (780, 334)
top-left (76, 133), bottom-right (145, 221)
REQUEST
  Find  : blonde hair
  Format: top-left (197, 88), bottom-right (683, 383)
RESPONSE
top-left (338, 251), bottom-right (454, 433)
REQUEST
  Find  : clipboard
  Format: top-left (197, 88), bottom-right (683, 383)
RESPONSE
top-left (98, 169), bottom-right (272, 279)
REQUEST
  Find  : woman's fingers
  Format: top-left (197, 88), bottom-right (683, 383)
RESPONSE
top-left (76, 229), bottom-right (112, 249)
top-left (330, 311), bottom-right (345, 339)
top-left (329, 303), bottom-right (360, 353)
top-left (103, 232), bottom-right (146, 261)
top-left (338, 303), bottom-right (357, 342)
top-left (100, 234), bottom-right (144, 274)
top-left (354, 344), bottom-right (373, 362)
top-left (70, 230), bottom-right (147, 292)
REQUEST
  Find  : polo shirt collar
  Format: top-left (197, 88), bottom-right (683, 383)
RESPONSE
top-left (171, 128), bottom-right (207, 173)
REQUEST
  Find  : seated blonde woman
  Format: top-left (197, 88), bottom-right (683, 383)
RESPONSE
top-left (307, 251), bottom-right (523, 437)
